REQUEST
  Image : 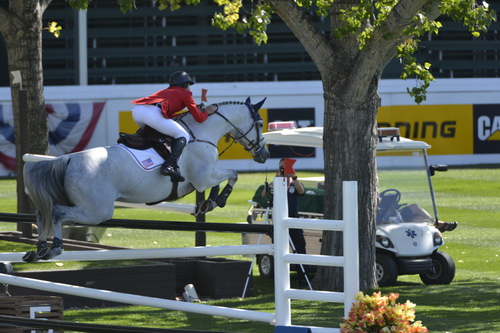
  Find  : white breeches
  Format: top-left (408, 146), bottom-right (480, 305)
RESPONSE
top-left (132, 105), bottom-right (189, 141)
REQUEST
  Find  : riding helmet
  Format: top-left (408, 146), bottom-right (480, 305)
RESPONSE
top-left (169, 71), bottom-right (195, 87)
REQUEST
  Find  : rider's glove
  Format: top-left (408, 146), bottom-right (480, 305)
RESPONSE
top-left (197, 103), bottom-right (206, 112)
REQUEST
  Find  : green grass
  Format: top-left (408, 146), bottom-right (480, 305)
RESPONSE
top-left (1, 168), bottom-right (500, 332)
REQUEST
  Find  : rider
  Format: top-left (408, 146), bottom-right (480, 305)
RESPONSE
top-left (131, 71), bottom-right (215, 182)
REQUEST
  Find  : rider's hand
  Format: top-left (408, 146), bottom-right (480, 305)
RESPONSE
top-left (205, 105), bottom-right (216, 115)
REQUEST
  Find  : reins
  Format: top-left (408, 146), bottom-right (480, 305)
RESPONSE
top-left (177, 102), bottom-right (265, 157)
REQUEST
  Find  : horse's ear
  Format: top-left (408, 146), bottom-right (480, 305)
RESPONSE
top-left (245, 97), bottom-right (251, 105)
top-left (252, 97), bottom-right (267, 112)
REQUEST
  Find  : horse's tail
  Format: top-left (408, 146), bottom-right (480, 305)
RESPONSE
top-left (23, 156), bottom-right (73, 240)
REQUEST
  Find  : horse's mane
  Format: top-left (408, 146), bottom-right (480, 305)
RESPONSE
top-left (216, 101), bottom-right (245, 106)
top-left (214, 99), bottom-right (263, 122)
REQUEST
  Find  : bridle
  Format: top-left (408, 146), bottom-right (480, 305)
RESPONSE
top-left (216, 103), bottom-right (266, 154)
top-left (178, 102), bottom-right (266, 156)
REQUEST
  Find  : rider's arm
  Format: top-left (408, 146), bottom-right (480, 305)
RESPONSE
top-left (184, 93), bottom-right (209, 123)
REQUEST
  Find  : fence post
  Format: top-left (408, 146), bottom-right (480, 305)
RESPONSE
top-left (273, 176), bottom-right (291, 326)
top-left (342, 181), bottom-right (359, 317)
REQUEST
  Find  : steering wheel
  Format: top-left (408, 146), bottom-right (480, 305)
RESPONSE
top-left (379, 189), bottom-right (401, 203)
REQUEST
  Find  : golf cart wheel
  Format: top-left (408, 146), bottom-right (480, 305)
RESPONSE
top-left (376, 253), bottom-right (398, 287)
top-left (420, 251), bottom-right (456, 285)
top-left (258, 254), bottom-right (274, 279)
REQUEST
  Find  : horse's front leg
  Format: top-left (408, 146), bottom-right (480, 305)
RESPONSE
top-left (216, 183), bottom-right (234, 208)
top-left (215, 170), bottom-right (238, 208)
top-left (196, 185), bottom-right (219, 216)
top-left (191, 169), bottom-right (238, 214)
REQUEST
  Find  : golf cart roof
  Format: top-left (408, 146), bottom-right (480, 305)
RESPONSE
top-left (263, 127), bottom-right (431, 151)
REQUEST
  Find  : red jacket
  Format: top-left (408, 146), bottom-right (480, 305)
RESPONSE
top-left (131, 86), bottom-right (208, 123)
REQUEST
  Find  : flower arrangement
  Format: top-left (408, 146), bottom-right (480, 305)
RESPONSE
top-left (340, 291), bottom-right (428, 333)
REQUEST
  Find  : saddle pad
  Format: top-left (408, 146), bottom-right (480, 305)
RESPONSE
top-left (117, 144), bottom-right (164, 171)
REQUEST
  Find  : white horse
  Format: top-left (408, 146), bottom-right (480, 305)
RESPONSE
top-left (22, 97), bottom-right (269, 262)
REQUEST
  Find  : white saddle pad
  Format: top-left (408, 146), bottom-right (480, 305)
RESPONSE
top-left (118, 144), bottom-right (164, 171)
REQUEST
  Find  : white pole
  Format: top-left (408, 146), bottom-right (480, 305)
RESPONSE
top-left (342, 181), bottom-right (359, 317)
top-left (115, 201), bottom-right (196, 214)
top-left (273, 176), bottom-right (291, 326)
top-left (0, 273), bottom-right (275, 324)
top-left (0, 244), bottom-right (274, 263)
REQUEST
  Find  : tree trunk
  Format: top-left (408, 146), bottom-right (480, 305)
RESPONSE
top-left (1, 2), bottom-right (49, 223)
top-left (313, 76), bottom-right (380, 291)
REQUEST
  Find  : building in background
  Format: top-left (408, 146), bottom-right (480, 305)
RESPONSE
top-left (1, 0), bottom-right (499, 86)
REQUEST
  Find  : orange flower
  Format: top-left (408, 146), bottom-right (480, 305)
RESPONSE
top-left (340, 292), bottom-right (428, 333)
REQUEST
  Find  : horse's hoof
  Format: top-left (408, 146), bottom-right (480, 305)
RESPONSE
top-left (37, 248), bottom-right (51, 260)
top-left (216, 196), bottom-right (228, 208)
top-left (194, 202), bottom-right (203, 216)
top-left (22, 251), bottom-right (39, 262)
top-left (201, 199), bottom-right (215, 213)
top-left (50, 247), bottom-right (63, 258)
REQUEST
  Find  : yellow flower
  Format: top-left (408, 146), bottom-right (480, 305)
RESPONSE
top-left (46, 21), bottom-right (62, 38)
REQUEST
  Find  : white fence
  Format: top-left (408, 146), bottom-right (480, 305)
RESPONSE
top-left (0, 179), bottom-right (359, 332)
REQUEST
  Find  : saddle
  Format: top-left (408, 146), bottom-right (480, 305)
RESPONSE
top-left (117, 126), bottom-right (180, 204)
top-left (117, 126), bottom-right (172, 161)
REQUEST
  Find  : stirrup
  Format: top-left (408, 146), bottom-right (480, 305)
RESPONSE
top-left (160, 164), bottom-right (185, 182)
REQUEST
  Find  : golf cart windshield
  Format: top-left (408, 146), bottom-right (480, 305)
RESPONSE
top-left (376, 149), bottom-right (436, 225)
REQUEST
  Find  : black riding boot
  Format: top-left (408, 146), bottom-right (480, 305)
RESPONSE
top-left (160, 137), bottom-right (187, 182)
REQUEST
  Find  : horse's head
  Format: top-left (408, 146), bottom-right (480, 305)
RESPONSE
top-left (215, 98), bottom-right (270, 164)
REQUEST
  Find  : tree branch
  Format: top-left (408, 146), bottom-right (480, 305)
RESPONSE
top-left (40, 0), bottom-right (54, 12)
top-left (328, 0), bottom-right (364, 60)
top-left (266, 0), bottom-right (334, 75)
top-left (371, 0), bottom-right (442, 65)
top-left (344, 0), bottom-right (443, 96)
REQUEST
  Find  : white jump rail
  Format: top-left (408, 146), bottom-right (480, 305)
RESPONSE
top-left (0, 273), bottom-right (274, 323)
top-left (0, 245), bottom-right (274, 262)
top-left (0, 177), bottom-right (359, 332)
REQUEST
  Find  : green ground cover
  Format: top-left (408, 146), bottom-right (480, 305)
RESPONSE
top-left (0, 167), bottom-right (499, 332)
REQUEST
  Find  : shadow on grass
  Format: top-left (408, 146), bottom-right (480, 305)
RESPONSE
top-left (381, 280), bottom-right (500, 333)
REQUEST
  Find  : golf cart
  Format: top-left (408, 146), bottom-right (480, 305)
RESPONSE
top-left (245, 124), bottom-right (457, 286)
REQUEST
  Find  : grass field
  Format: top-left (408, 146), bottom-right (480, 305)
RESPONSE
top-left (0, 167), bottom-right (499, 332)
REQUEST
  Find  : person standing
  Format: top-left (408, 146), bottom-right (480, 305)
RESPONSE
top-left (262, 158), bottom-right (308, 286)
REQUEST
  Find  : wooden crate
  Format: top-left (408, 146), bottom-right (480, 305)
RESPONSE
top-left (0, 295), bottom-right (63, 333)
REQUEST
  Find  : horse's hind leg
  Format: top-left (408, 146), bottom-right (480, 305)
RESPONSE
top-left (22, 210), bottom-right (48, 262)
top-left (42, 203), bottom-right (114, 261)
top-left (23, 211), bottom-right (65, 262)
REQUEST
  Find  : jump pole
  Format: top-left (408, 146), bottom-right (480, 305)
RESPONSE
top-left (0, 273), bottom-right (275, 324)
top-left (0, 244), bottom-right (274, 263)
